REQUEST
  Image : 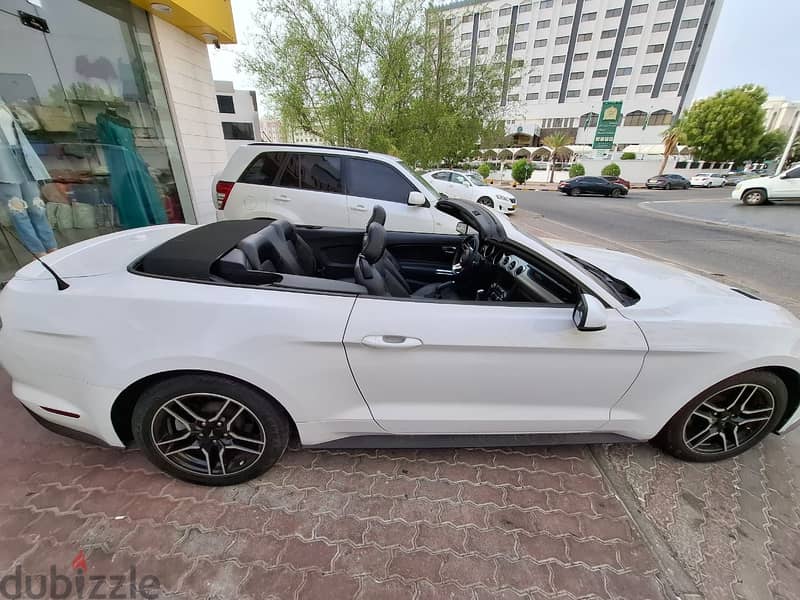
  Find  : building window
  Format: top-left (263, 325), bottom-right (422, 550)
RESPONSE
top-left (647, 44), bottom-right (665, 53)
top-left (445, 17), bottom-right (454, 26)
top-left (460, 49), bottom-right (471, 57)
top-left (216, 95), bottom-right (235, 113)
top-left (539, 0), bottom-right (554, 7)
top-left (477, 46), bottom-right (488, 55)
top-left (509, 76), bottom-right (522, 86)
top-left (531, 57), bottom-right (545, 65)
top-left (652, 22), bottom-right (670, 33)
top-left (549, 73), bottom-right (563, 82)
top-left (611, 86), bottom-right (628, 95)
top-left (641, 64), bottom-right (659, 74)
top-left (601, 29), bottom-right (617, 39)
top-left (570, 71), bottom-right (585, 80)
top-left (626, 26), bottom-right (643, 36)
top-left (674, 40), bottom-right (693, 51)
top-left (559, 15), bottom-right (573, 25)
top-left (499, 6), bottom-right (512, 16)
top-left (529, 75), bottom-right (542, 83)
top-left (534, 38), bottom-right (548, 47)
top-left (507, 93), bottom-right (520, 101)
top-left (577, 32), bottom-right (593, 42)
top-left (514, 41), bottom-right (527, 50)
top-left (581, 12), bottom-right (597, 22)
top-left (462, 14), bottom-right (473, 23)
top-left (566, 89), bottom-right (581, 98)
top-left (563, 0), bottom-right (576, 4)
top-left (555, 35), bottom-right (569, 45)
top-left (512, 59), bottom-right (524, 67)
top-left (621, 46), bottom-right (637, 56)
top-left (592, 69), bottom-right (609, 78)
top-left (662, 83), bottom-right (680, 92)
top-left (588, 88), bottom-right (604, 96)
top-left (580, 112), bottom-right (599, 127)
top-left (616, 66), bottom-right (632, 76)
top-left (495, 45), bottom-right (507, 54)
top-left (537, 19), bottom-right (550, 29)
top-left (480, 10), bottom-right (492, 20)
top-left (636, 84), bottom-right (653, 93)
top-left (461, 32), bottom-right (472, 40)
top-left (519, 3), bottom-right (532, 12)
top-left (222, 122), bottom-right (255, 141)
top-left (527, 92), bottom-right (539, 100)
top-left (552, 55), bottom-right (566, 64)
top-left (546, 91), bottom-right (559, 99)
top-left (479, 29), bottom-right (490, 37)
top-left (497, 26), bottom-right (510, 36)
top-left (668, 62), bottom-right (686, 72)
top-left (597, 49), bottom-right (613, 58)
top-left (517, 23), bottom-right (530, 32)
top-left (630, 4), bottom-right (648, 14)
top-left (606, 7), bottom-right (622, 18)
top-left (551, 118), bottom-right (564, 127)
top-left (649, 110), bottom-right (674, 125)
top-left (658, 0), bottom-right (677, 8)
top-left (687, 0), bottom-right (704, 5)
top-left (574, 52), bottom-right (589, 61)
top-left (681, 18), bottom-right (699, 28)
top-left (624, 111), bottom-right (648, 126)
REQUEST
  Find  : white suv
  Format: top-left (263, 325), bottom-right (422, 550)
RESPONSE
top-left (214, 144), bottom-right (459, 233)
top-left (731, 165), bottom-right (800, 205)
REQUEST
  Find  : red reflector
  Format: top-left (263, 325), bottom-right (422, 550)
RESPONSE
top-left (215, 180), bottom-right (235, 210)
top-left (40, 406), bottom-right (80, 419)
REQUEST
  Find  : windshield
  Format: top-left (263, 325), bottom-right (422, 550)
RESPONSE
top-left (465, 173), bottom-right (489, 187)
top-left (398, 161), bottom-right (443, 198)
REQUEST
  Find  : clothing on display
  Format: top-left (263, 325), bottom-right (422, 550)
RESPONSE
top-left (96, 110), bottom-right (167, 228)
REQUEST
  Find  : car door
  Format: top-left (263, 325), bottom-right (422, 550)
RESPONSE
top-left (429, 171), bottom-right (455, 197)
top-left (343, 293), bottom-right (647, 435)
top-left (293, 153), bottom-right (350, 227)
top-left (772, 166), bottom-right (800, 199)
top-left (345, 157), bottom-right (436, 233)
top-left (448, 172), bottom-right (473, 200)
top-left (227, 151), bottom-right (293, 220)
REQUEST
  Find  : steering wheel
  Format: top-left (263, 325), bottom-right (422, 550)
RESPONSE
top-left (452, 235), bottom-right (480, 275)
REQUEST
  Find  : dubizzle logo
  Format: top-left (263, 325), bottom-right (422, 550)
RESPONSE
top-left (0, 550), bottom-right (160, 599)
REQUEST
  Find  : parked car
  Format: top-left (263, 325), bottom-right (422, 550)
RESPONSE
top-left (558, 176), bottom-right (628, 197)
top-left (602, 176), bottom-right (631, 189)
top-left (422, 169), bottom-right (517, 214)
top-left (731, 164), bottom-right (800, 205)
top-left (690, 173), bottom-right (727, 188)
top-left (724, 172), bottom-right (758, 186)
top-left (646, 174), bottom-right (691, 190)
top-left (214, 143), bottom-right (459, 233)
top-left (3, 200), bottom-right (799, 485)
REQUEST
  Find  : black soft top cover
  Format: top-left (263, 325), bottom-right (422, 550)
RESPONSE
top-left (136, 220), bottom-right (271, 280)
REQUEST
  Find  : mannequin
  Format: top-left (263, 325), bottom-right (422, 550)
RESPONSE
top-left (0, 98), bottom-right (57, 257)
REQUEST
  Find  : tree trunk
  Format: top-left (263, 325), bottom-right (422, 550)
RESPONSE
top-left (658, 153), bottom-right (669, 175)
top-left (548, 159), bottom-right (555, 183)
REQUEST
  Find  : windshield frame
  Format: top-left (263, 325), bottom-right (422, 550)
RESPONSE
top-left (465, 173), bottom-right (489, 187)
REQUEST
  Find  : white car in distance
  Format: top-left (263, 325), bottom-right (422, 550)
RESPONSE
top-left (423, 169), bottom-right (517, 214)
top-left (690, 173), bottom-right (727, 188)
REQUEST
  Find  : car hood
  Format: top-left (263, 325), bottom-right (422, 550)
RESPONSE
top-left (550, 241), bottom-right (798, 325)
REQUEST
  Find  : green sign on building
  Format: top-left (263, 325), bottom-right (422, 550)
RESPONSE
top-left (592, 101), bottom-right (623, 150)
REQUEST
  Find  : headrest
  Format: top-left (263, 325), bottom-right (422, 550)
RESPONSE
top-left (274, 219), bottom-right (295, 241)
top-left (361, 221), bottom-right (385, 264)
top-left (368, 205), bottom-right (386, 227)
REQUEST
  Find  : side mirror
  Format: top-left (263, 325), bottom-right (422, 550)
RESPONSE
top-left (572, 293), bottom-right (607, 331)
top-left (456, 222), bottom-right (468, 235)
top-left (408, 191), bottom-right (426, 206)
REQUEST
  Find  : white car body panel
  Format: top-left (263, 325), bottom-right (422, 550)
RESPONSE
top-left (1, 214), bottom-right (799, 450)
top-left (423, 170), bottom-right (517, 214)
top-left (690, 173), bottom-right (726, 187)
top-left (731, 166), bottom-right (800, 202)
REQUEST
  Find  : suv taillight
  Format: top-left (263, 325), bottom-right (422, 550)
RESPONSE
top-left (215, 180), bottom-right (235, 210)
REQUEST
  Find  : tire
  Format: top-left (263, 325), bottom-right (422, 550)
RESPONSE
top-left (741, 189), bottom-right (767, 206)
top-left (132, 374), bottom-right (290, 485)
top-left (572, 188), bottom-right (581, 196)
top-left (665, 183), bottom-right (672, 190)
top-left (610, 188), bottom-right (622, 198)
top-left (477, 196), bottom-right (494, 208)
top-left (656, 370), bottom-right (787, 462)
top-left (705, 182), bottom-right (712, 188)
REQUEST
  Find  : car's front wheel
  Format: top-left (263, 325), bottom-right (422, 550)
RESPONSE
top-left (741, 189), bottom-right (767, 205)
top-left (477, 196), bottom-right (494, 208)
top-left (133, 374), bottom-right (290, 485)
top-left (656, 370), bottom-right (786, 462)
top-left (610, 188), bottom-right (622, 198)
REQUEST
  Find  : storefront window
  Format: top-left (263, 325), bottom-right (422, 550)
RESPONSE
top-left (0, 0), bottom-right (192, 282)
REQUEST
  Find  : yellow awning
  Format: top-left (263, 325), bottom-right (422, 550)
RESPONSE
top-left (130, 0), bottom-right (236, 44)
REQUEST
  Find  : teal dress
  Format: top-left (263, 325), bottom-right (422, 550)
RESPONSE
top-left (95, 112), bottom-right (166, 228)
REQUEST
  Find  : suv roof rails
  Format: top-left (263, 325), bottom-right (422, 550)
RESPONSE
top-left (248, 142), bottom-right (369, 154)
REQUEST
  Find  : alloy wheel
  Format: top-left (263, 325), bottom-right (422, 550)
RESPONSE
top-left (151, 393), bottom-right (267, 476)
top-left (682, 384), bottom-right (775, 454)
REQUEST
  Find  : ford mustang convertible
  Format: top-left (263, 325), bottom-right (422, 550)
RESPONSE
top-left (1, 200), bottom-right (799, 485)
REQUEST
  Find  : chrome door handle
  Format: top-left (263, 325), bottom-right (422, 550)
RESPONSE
top-left (351, 204), bottom-right (369, 212)
top-left (361, 335), bottom-right (423, 349)
top-left (275, 194), bottom-right (291, 202)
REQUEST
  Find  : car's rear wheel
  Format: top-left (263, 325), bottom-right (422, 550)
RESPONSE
top-left (571, 188), bottom-right (581, 196)
top-left (742, 189), bottom-right (767, 206)
top-left (133, 374), bottom-right (290, 485)
top-left (665, 183), bottom-right (672, 190)
top-left (656, 370), bottom-right (786, 462)
top-left (610, 188), bottom-right (622, 198)
top-left (477, 196), bottom-right (494, 208)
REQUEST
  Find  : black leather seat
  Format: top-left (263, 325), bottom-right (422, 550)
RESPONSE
top-left (236, 220), bottom-right (316, 275)
top-left (355, 221), bottom-right (458, 299)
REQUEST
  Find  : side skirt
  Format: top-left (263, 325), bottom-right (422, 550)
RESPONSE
top-left (306, 432), bottom-right (642, 449)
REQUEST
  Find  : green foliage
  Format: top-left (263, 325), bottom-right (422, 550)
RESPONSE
top-left (620, 152), bottom-right (636, 160)
top-left (659, 120), bottom-right (687, 175)
top-left (753, 129), bottom-right (788, 162)
top-left (239, 0), bottom-right (508, 167)
top-left (569, 163), bottom-right (585, 177)
top-left (542, 133), bottom-right (572, 182)
top-left (679, 85), bottom-right (768, 162)
top-left (477, 163), bottom-right (491, 178)
top-left (511, 159), bottom-right (533, 184)
top-left (601, 163), bottom-right (620, 177)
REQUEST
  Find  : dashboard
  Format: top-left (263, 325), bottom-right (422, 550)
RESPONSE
top-left (480, 244), bottom-right (575, 304)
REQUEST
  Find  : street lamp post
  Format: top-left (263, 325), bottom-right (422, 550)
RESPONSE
top-left (775, 112), bottom-right (800, 174)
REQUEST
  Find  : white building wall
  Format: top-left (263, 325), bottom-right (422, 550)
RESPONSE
top-left (763, 98), bottom-right (800, 133)
top-left (215, 81), bottom-right (262, 157)
top-left (150, 17), bottom-right (227, 225)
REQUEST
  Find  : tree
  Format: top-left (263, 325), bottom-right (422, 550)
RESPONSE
top-left (239, 0), bottom-right (507, 167)
top-left (679, 85), bottom-right (768, 163)
top-left (511, 159), bottom-right (533, 185)
top-left (477, 163), bottom-right (491, 178)
top-left (569, 163), bottom-right (585, 177)
top-left (752, 130), bottom-right (788, 162)
top-left (601, 163), bottom-right (620, 177)
top-left (659, 121), bottom-right (686, 175)
top-left (542, 133), bottom-right (572, 182)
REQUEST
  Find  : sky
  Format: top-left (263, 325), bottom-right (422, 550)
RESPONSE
top-left (208, 0), bottom-right (800, 115)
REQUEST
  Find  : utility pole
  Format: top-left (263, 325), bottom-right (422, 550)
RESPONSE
top-left (775, 111), bottom-right (800, 174)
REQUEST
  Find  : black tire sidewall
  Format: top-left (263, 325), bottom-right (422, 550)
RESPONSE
top-left (132, 374), bottom-right (290, 485)
top-left (657, 370), bottom-right (787, 462)
top-left (611, 189), bottom-right (621, 198)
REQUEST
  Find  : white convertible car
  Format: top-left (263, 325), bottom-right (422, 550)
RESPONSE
top-left (1, 200), bottom-right (799, 485)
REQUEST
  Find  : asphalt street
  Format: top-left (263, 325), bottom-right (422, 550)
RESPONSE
top-left (513, 186), bottom-right (800, 314)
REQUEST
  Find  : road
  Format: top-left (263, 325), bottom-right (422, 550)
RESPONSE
top-left (513, 187), bottom-right (800, 314)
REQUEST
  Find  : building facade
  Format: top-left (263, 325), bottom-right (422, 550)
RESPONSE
top-left (215, 80), bottom-right (262, 158)
top-left (437, 0), bottom-right (723, 149)
top-left (763, 97), bottom-right (800, 134)
top-left (0, 0), bottom-right (234, 283)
